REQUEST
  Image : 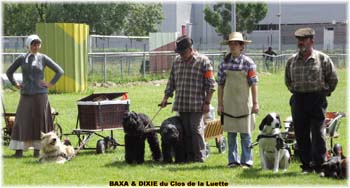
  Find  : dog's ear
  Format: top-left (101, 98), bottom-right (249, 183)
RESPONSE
top-left (41, 132), bottom-right (45, 139)
top-left (276, 114), bottom-right (281, 128)
top-left (259, 116), bottom-right (267, 131)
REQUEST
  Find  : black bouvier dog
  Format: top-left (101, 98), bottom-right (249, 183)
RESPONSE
top-left (159, 116), bottom-right (186, 163)
top-left (122, 111), bottom-right (161, 164)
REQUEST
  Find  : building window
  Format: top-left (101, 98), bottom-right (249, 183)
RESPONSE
top-left (255, 24), bottom-right (279, 31)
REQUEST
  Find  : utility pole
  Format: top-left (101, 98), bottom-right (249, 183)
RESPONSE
top-left (231, 1), bottom-right (236, 32)
top-left (278, 1), bottom-right (282, 52)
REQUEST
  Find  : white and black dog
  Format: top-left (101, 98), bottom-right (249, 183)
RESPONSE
top-left (256, 112), bottom-right (290, 172)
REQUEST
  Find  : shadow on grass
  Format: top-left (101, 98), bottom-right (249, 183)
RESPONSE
top-left (104, 159), bottom-right (227, 171)
top-left (238, 167), bottom-right (299, 179)
top-left (3, 154), bottom-right (36, 159)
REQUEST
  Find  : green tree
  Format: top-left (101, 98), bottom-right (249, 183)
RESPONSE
top-left (123, 4), bottom-right (164, 36)
top-left (3, 3), bottom-right (163, 36)
top-left (3, 4), bottom-right (38, 35)
top-left (204, 2), bottom-right (268, 40)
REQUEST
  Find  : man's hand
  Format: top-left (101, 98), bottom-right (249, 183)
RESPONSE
top-left (15, 83), bottom-right (23, 89)
top-left (160, 99), bottom-right (168, 108)
top-left (202, 103), bottom-right (210, 113)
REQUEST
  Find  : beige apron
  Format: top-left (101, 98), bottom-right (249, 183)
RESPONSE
top-left (222, 71), bottom-right (255, 134)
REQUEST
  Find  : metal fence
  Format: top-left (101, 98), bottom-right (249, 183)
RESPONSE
top-left (3, 51), bottom-right (346, 83)
top-left (84, 51), bottom-right (348, 82)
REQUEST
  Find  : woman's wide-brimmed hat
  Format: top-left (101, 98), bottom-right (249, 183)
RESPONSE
top-left (226, 32), bottom-right (251, 44)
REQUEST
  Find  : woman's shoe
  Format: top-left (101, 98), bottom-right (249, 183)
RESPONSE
top-left (12, 150), bottom-right (23, 158)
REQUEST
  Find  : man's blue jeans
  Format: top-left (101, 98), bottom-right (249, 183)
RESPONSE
top-left (227, 132), bottom-right (253, 165)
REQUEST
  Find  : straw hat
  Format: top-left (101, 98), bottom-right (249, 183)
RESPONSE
top-left (226, 32), bottom-right (251, 44)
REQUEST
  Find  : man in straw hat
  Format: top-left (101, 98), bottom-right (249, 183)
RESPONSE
top-left (160, 35), bottom-right (216, 162)
top-left (285, 27), bottom-right (338, 175)
top-left (217, 32), bottom-right (259, 169)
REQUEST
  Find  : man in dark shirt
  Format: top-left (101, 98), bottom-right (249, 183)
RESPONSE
top-left (263, 47), bottom-right (277, 71)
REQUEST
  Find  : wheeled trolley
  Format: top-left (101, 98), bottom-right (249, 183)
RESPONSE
top-left (204, 119), bottom-right (226, 156)
top-left (282, 112), bottom-right (346, 159)
top-left (66, 92), bottom-right (130, 154)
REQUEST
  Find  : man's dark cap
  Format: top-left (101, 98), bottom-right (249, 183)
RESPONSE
top-left (175, 35), bottom-right (193, 53)
top-left (295, 27), bottom-right (315, 38)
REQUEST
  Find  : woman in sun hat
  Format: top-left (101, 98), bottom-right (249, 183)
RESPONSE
top-left (217, 32), bottom-right (259, 169)
top-left (6, 34), bottom-right (64, 158)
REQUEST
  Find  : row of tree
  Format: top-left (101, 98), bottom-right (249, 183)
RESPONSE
top-left (3, 2), bottom-right (267, 40)
top-left (3, 3), bottom-right (164, 36)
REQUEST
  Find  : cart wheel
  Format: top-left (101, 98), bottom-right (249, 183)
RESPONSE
top-left (96, 139), bottom-right (106, 154)
top-left (205, 143), bottom-right (210, 158)
top-left (104, 136), bottom-right (117, 150)
top-left (54, 123), bottom-right (63, 140)
top-left (217, 137), bottom-right (226, 153)
top-left (108, 137), bottom-right (117, 150)
top-left (2, 128), bottom-right (10, 146)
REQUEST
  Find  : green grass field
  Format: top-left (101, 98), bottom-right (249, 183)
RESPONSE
top-left (2, 69), bottom-right (348, 187)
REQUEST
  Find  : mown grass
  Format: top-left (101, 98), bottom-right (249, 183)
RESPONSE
top-left (2, 69), bottom-right (348, 187)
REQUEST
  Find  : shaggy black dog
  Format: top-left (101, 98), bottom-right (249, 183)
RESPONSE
top-left (159, 116), bottom-right (186, 163)
top-left (122, 111), bottom-right (161, 164)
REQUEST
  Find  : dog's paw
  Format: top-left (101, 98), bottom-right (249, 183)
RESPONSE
top-left (56, 159), bottom-right (66, 164)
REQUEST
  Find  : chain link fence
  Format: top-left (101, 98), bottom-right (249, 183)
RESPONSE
top-left (2, 35), bottom-right (347, 83)
top-left (2, 51), bottom-right (347, 83)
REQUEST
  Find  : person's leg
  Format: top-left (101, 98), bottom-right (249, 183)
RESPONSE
top-left (13, 150), bottom-right (23, 158)
top-left (240, 132), bottom-right (253, 167)
top-left (264, 60), bottom-right (269, 71)
top-left (227, 132), bottom-right (239, 166)
top-left (291, 94), bottom-right (312, 172)
top-left (310, 96), bottom-right (327, 172)
top-left (179, 112), bottom-right (194, 162)
top-left (188, 112), bottom-right (206, 162)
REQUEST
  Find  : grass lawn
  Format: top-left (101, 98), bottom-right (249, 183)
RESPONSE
top-left (2, 69), bottom-right (348, 187)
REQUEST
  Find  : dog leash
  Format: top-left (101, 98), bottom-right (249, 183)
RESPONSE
top-left (144, 102), bottom-right (172, 130)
